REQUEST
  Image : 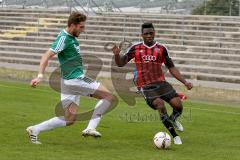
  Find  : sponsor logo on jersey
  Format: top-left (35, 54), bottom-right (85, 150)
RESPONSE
top-left (142, 55), bottom-right (156, 62)
top-left (74, 44), bottom-right (80, 54)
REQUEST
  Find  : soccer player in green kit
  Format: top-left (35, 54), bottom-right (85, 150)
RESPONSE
top-left (27, 12), bottom-right (115, 144)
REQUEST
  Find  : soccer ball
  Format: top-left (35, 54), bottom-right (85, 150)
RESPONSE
top-left (153, 132), bottom-right (171, 149)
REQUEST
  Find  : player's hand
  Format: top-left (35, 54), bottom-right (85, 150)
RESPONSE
top-left (112, 44), bottom-right (121, 55)
top-left (30, 74), bottom-right (43, 88)
top-left (184, 81), bottom-right (193, 90)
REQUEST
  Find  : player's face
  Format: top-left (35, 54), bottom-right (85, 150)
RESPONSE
top-left (142, 28), bottom-right (155, 45)
top-left (72, 22), bottom-right (85, 37)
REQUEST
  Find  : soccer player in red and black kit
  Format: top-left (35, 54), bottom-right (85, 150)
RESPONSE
top-left (112, 23), bottom-right (193, 145)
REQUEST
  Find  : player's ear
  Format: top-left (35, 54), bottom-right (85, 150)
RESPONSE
top-left (69, 23), bottom-right (75, 29)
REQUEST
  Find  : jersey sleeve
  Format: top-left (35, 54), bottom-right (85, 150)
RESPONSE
top-left (50, 35), bottom-right (66, 54)
top-left (123, 45), bottom-right (135, 62)
top-left (162, 46), bottom-right (175, 69)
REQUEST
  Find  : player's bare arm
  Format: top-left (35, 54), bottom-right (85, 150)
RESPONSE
top-left (112, 44), bottom-right (128, 67)
top-left (169, 67), bottom-right (193, 90)
top-left (30, 49), bottom-right (55, 88)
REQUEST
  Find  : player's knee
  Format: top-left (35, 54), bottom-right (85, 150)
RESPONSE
top-left (65, 110), bottom-right (77, 126)
top-left (170, 97), bottom-right (183, 110)
top-left (174, 103), bottom-right (183, 113)
top-left (153, 98), bottom-right (164, 110)
top-left (104, 92), bottom-right (115, 103)
top-left (66, 120), bottom-right (75, 126)
top-left (66, 116), bottom-right (77, 126)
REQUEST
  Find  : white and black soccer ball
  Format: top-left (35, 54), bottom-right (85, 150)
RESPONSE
top-left (153, 132), bottom-right (171, 149)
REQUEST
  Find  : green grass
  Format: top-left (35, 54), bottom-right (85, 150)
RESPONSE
top-left (0, 80), bottom-right (239, 160)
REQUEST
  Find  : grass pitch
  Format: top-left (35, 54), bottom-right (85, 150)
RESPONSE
top-left (0, 80), bottom-right (239, 160)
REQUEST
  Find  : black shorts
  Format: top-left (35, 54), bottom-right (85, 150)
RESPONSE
top-left (141, 81), bottom-right (178, 110)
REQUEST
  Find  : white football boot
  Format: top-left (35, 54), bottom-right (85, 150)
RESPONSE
top-left (173, 136), bottom-right (182, 145)
top-left (82, 128), bottom-right (102, 138)
top-left (26, 126), bottom-right (42, 144)
top-left (172, 119), bottom-right (184, 132)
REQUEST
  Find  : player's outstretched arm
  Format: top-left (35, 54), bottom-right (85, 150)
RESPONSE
top-left (30, 49), bottom-right (55, 88)
top-left (112, 44), bottom-right (128, 67)
top-left (169, 67), bottom-right (193, 90)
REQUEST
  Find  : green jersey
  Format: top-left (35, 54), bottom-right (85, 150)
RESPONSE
top-left (50, 29), bottom-right (84, 79)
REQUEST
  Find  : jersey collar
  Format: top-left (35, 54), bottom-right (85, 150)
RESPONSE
top-left (143, 41), bottom-right (157, 48)
top-left (64, 29), bottom-right (75, 38)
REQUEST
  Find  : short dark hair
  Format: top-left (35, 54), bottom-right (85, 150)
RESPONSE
top-left (67, 12), bottom-right (87, 27)
top-left (141, 23), bottom-right (154, 33)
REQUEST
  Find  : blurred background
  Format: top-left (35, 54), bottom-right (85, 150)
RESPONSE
top-left (0, 0), bottom-right (240, 105)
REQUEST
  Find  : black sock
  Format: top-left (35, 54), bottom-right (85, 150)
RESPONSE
top-left (160, 114), bottom-right (178, 138)
top-left (170, 108), bottom-right (182, 121)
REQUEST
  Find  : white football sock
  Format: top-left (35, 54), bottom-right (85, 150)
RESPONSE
top-left (86, 99), bottom-right (111, 130)
top-left (32, 116), bottom-right (66, 134)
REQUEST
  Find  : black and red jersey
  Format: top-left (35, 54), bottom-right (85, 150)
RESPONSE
top-left (125, 42), bottom-right (174, 88)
